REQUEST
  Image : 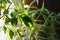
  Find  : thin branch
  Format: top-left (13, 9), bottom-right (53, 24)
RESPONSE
top-left (0, 2), bottom-right (12, 19)
top-left (7, 3), bottom-right (12, 9)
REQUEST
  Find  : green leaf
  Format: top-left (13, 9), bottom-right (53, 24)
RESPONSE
top-left (2, 26), bottom-right (7, 33)
top-left (17, 16), bottom-right (22, 23)
top-left (11, 17), bottom-right (18, 27)
top-left (40, 0), bottom-right (44, 12)
top-left (17, 29), bottom-right (22, 40)
top-left (43, 9), bottom-right (50, 14)
top-left (42, 13), bottom-right (47, 20)
top-left (3, 9), bottom-right (8, 15)
top-left (22, 15), bottom-right (33, 28)
top-left (56, 13), bottom-right (60, 17)
top-left (7, 0), bottom-right (11, 3)
top-left (0, 3), bottom-right (6, 10)
top-left (12, 0), bottom-right (16, 4)
top-left (19, 0), bottom-right (24, 3)
top-left (17, 29), bottom-right (22, 36)
top-left (4, 16), bottom-right (10, 24)
top-left (11, 11), bottom-right (17, 17)
top-left (9, 29), bottom-right (14, 39)
top-left (24, 10), bottom-right (28, 15)
top-left (14, 8), bottom-right (24, 13)
top-left (29, 10), bottom-right (38, 16)
top-left (2, 0), bottom-right (11, 4)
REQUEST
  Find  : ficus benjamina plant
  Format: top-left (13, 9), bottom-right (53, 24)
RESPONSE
top-left (1, 0), bottom-right (60, 40)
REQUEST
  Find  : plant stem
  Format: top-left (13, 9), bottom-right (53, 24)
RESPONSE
top-left (27, 0), bottom-right (37, 11)
top-left (36, 31), bottom-right (38, 40)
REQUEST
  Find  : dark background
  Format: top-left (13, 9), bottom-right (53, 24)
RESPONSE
top-left (38, 0), bottom-right (60, 13)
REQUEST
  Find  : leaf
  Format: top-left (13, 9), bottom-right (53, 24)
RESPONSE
top-left (14, 8), bottom-right (24, 13)
top-left (17, 29), bottom-right (22, 40)
top-left (4, 16), bottom-right (10, 24)
top-left (42, 13), bottom-right (47, 20)
top-left (3, 9), bottom-right (8, 15)
top-left (40, 0), bottom-right (44, 12)
top-left (2, 26), bottom-right (7, 33)
top-left (12, 0), bottom-right (16, 4)
top-left (56, 13), bottom-right (60, 17)
top-left (0, 3), bottom-right (6, 10)
top-left (28, 22), bottom-right (33, 29)
top-left (2, 0), bottom-right (11, 4)
top-left (11, 17), bottom-right (18, 27)
top-left (18, 16), bottom-right (22, 23)
top-left (9, 29), bottom-right (14, 39)
top-left (43, 9), bottom-right (50, 14)
top-left (29, 10), bottom-right (38, 16)
top-left (17, 29), bottom-right (22, 36)
top-left (12, 0), bottom-right (23, 7)
top-left (24, 10), bottom-right (28, 15)
top-left (11, 11), bottom-right (17, 17)
top-left (19, 0), bottom-right (24, 3)
top-left (22, 15), bottom-right (33, 28)
top-left (6, 0), bottom-right (11, 3)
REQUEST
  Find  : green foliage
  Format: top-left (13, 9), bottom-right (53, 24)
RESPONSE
top-left (4, 16), bottom-right (10, 24)
top-left (1, 0), bottom-right (60, 40)
top-left (2, 0), bottom-right (11, 3)
top-left (2, 26), bottom-right (7, 33)
top-left (17, 29), bottom-right (22, 40)
top-left (9, 29), bottom-right (14, 39)
top-left (22, 15), bottom-right (33, 28)
top-left (11, 17), bottom-right (18, 28)
top-left (11, 11), bottom-right (17, 18)
top-left (3, 9), bottom-right (8, 15)
top-left (0, 3), bottom-right (6, 10)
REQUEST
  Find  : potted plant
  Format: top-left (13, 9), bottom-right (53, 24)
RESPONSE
top-left (1, 0), bottom-right (60, 40)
